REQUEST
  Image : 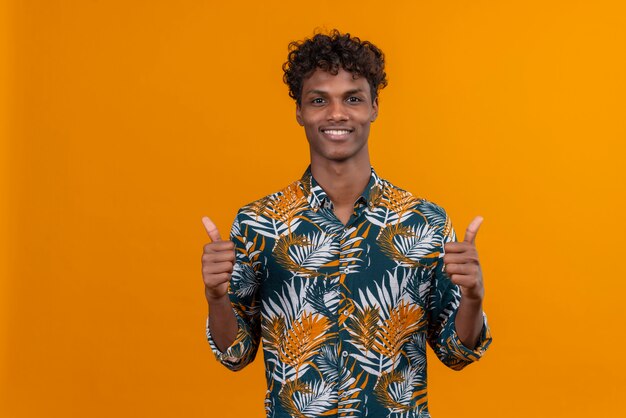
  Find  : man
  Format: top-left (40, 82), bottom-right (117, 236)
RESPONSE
top-left (202, 30), bottom-right (491, 417)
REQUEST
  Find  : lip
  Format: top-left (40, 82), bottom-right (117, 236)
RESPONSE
top-left (320, 127), bottom-right (354, 140)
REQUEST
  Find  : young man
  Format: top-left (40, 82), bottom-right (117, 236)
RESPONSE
top-left (202, 30), bottom-right (491, 417)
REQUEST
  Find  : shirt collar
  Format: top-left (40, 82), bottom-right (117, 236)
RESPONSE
top-left (300, 166), bottom-right (384, 211)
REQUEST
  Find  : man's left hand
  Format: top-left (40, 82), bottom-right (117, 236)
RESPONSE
top-left (443, 216), bottom-right (484, 302)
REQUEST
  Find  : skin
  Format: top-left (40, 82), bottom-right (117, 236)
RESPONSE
top-left (444, 216), bottom-right (485, 349)
top-left (202, 67), bottom-right (485, 352)
top-left (296, 68), bottom-right (378, 224)
top-left (201, 216), bottom-right (237, 352)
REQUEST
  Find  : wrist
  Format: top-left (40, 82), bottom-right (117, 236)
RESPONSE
top-left (206, 291), bottom-right (231, 307)
top-left (459, 292), bottom-right (483, 309)
top-left (460, 283), bottom-right (484, 304)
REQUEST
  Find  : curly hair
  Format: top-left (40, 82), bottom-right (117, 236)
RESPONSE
top-left (283, 30), bottom-right (387, 105)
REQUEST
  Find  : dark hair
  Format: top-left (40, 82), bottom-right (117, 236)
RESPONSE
top-left (282, 29), bottom-right (387, 105)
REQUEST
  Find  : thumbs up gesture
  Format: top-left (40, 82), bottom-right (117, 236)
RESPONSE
top-left (201, 216), bottom-right (236, 304)
top-left (443, 216), bottom-right (485, 302)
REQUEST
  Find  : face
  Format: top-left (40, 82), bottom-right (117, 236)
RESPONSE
top-left (296, 68), bottom-right (378, 165)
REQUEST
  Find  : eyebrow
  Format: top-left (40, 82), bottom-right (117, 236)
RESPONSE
top-left (304, 88), bottom-right (366, 96)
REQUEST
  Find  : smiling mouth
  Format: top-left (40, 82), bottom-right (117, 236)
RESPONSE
top-left (321, 128), bottom-right (353, 139)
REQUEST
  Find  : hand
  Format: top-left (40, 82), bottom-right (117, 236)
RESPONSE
top-left (201, 216), bottom-right (235, 304)
top-left (443, 216), bottom-right (484, 302)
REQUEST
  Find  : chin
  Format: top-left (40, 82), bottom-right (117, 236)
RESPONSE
top-left (325, 152), bottom-right (359, 163)
top-left (310, 141), bottom-right (368, 164)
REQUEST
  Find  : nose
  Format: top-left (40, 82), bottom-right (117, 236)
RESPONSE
top-left (326, 100), bottom-right (348, 122)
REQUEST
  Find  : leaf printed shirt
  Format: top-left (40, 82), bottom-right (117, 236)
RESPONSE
top-left (207, 167), bottom-right (492, 418)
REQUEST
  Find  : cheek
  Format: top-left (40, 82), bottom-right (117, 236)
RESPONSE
top-left (303, 122), bottom-right (317, 133)
top-left (303, 124), bottom-right (320, 143)
top-left (355, 110), bottom-right (374, 125)
top-left (357, 118), bottom-right (372, 132)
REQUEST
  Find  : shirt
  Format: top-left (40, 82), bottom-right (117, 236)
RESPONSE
top-left (207, 167), bottom-right (492, 418)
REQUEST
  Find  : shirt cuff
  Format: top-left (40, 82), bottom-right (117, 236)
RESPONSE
top-left (449, 311), bottom-right (492, 361)
top-left (205, 312), bottom-right (247, 368)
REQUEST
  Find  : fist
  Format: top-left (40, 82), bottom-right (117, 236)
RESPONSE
top-left (443, 216), bottom-right (484, 302)
top-left (201, 216), bottom-right (235, 304)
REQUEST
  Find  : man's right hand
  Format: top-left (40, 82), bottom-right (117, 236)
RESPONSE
top-left (201, 216), bottom-right (235, 304)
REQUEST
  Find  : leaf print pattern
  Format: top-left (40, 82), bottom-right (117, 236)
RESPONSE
top-left (346, 305), bottom-right (379, 353)
top-left (275, 231), bottom-right (339, 278)
top-left (374, 367), bottom-right (427, 415)
top-left (262, 315), bottom-right (286, 355)
top-left (279, 312), bottom-right (336, 373)
top-left (207, 167), bottom-right (492, 418)
top-left (372, 300), bottom-right (426, 362)
top-left (279, 379), bottom-right (337, 418)
top-left (378, 223), bottom-right (441, 268)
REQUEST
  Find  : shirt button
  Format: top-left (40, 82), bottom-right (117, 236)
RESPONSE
top-left (341, 351), bottom-right (348, 358)
top-left (343, 310), bottom-right (350, 317)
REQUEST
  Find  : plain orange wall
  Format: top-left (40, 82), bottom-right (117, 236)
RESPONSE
top-left (2, 1), bottom-right (625, 417)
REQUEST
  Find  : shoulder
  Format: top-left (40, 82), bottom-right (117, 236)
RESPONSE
top-left (230, 177), bottom-right (310, 241)
top-left (230, 176), bottom-right (309, 233)
top-left (377, 176), bottom-right (451, 230)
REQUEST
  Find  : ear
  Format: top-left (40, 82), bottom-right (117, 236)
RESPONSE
top-left (370, 97), bottom-right (379, 122)
top-left (296, 104), bottom-right (304, 126)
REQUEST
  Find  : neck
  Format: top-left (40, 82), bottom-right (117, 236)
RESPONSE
top-left (310, 155), bottom-right (372, 209)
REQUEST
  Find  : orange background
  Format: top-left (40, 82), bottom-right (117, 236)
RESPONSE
top-left (2, 1), bottom-right (625, 417)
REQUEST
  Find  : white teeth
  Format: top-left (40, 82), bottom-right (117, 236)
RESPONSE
top-left (324, 129), bottom-right (350, 135)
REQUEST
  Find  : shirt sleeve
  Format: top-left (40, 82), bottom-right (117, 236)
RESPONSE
top-left (425, 213), bottom-right (492, 371)
top-left (206, 212), bottom-right (262, 371)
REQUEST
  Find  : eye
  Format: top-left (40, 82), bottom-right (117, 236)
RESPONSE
top-left (347, 96), bottom-right (363, 103)
top-left (311, 97), bottom-right (325, 105)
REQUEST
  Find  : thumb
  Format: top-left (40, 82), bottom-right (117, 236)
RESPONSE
top-left (202, 216), bottom-right (222, 242)
top-left (463, 216), bottom-right (483, 244)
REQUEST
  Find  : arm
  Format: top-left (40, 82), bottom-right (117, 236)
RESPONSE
top-left (445, 216), bottom-right (485, 349)
top-left (427, 214), bottom-right (491, 370)
top-left (202, 216), bottom-right (238, 351)
top-left (207, 295), bottom-right (238, 352)
top-left (454, 295), bottom-right (484, 349)
top-left (202, 215), bottom-right (261, 371)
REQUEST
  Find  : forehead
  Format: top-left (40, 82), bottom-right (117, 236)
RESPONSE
top-left (302, 68), bottom-right (371, 96)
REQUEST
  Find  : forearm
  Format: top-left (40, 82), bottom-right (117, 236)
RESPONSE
top-left (454, 297), bottom-right (484, 349)
top-left (207, 295), bottom-right (238, 352)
